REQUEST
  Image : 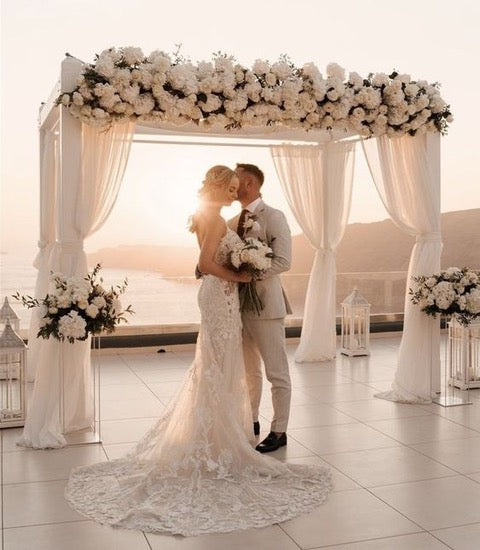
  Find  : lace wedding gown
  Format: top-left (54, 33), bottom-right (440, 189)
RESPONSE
top-left (65, 229), bottom-right (332, 536)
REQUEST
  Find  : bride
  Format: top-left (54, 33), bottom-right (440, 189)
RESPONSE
top-left (65, 165), bottom-right (332, 536)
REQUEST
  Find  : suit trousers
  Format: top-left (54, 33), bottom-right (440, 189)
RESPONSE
top-left (242, 317), bottom-right (291, 433)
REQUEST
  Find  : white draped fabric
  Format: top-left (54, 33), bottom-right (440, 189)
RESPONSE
top-left (362, 133), bottom-right (442, 403)
top-left (27, 130), bottom-right (59, 381)
top-left (21, 120), bottom-right (135, 448)
top-left (271, 142), bottom-right (356, 362)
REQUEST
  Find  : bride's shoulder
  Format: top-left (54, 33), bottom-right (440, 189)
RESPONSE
top-left (189, 210), bottom-right (225, 235)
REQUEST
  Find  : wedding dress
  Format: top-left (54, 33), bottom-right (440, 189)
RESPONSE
top-left (65, 229), bottom-right (332, 536)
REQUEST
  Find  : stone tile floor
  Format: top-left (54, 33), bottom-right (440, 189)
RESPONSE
top-left (2, 335), bottom-right (480, 549)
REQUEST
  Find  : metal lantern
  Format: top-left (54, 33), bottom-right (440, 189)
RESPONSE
top-left (448, 318), bottom-right (480, 390)
top-left (0, 320), bottom-right (27, 428)
top-left (0, 297), bottom-right (20, 333)
top-left (341, 288), bottom-right (371, 356)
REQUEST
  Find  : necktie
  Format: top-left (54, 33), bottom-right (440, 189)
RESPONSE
top-left (237, 209), bottom-right (248, 238)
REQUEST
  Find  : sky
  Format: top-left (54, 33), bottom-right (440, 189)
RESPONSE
top-left (1, 0), bottom-right (479, 257)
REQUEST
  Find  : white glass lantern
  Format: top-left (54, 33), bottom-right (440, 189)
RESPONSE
top-left (448, 318), bottom-right (480, 390)
top-left (0, 297), bottom-right (20, 333)
top-left (341, 288), bottom-right (371, 356)
top-left (0, 320), bottom-right (27, 428)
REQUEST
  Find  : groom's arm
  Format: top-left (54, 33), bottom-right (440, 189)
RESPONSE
top-left (260, 210), bottom-right (291, 279)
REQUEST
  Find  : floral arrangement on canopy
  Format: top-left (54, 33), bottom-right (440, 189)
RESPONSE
top-left (59, 46), bottom-right (452, 137)
top-left (410, 267), bottom-right (480, 326)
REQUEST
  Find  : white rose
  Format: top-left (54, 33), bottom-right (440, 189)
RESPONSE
top-left (326, 89), bottom-right (339, 102)
top-left (92, 296), bottom-right (107, 308)
top-left (86, 304), bottom-right (99, 318)
top-left (405, 83), bottom-right (420, 97)
top-left (48, 307), bottom-right (58, 314)
top-left (77, 299), bottom-right (88, 310)
top-left (265, 72), bottom-right (277, 86)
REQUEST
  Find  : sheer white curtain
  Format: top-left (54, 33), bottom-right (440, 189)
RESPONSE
top-left (21, 120), bottom-right (135, 448)
top-left (271, 142), bottom-right (356, 362)
top-left (27, 130), bottom-right (59, 381)
top-left (362, 132), bottom-right (442, 403)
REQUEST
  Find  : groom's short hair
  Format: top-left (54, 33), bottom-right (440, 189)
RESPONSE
top-left (236, 163), bottom-right (264, 186)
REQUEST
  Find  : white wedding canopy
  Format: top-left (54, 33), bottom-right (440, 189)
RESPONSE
top-left (24, 56), bottom-right (442, 448)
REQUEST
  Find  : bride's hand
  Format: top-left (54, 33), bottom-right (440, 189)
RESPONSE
top-left (236, 272), bottom-right (252, 283)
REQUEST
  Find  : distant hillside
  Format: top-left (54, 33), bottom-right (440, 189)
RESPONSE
top-left (293, 208), bottom-right (480, 273)
top-left (87, 209), bottom-right (480, 275)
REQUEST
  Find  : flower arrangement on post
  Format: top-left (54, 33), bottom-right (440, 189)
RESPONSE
top-left (13, 264), bottom-right (134, 343)
top-left (409, 267), bottom-right (480, 326)
top-left (229, 238), bottom-right (274, 315)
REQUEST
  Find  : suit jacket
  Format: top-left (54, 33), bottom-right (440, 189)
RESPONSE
top-left (228, 200), bottom-right (292, 319)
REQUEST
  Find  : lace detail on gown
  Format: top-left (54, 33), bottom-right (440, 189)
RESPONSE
top-left (65, 229), bottom-right (332, 536)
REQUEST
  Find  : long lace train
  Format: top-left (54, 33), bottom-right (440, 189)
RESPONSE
top-left (65, 230), bottom-right (332, 535)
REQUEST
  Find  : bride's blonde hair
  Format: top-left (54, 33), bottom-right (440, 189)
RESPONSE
top-left (198, 165), bottom-right (237, 201)
top-left (188, 165), bottom-right (237, 233)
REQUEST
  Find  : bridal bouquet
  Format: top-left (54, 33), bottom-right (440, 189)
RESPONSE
top-left (409, 267), bottom-right (480, 326)
top-left (229, 238), bottom-right (274, 315)
top-left (14, 264), bottom-right (133, 343)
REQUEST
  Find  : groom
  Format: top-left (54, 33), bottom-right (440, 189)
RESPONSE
top-left (229, 163), bottom-right (292, 453)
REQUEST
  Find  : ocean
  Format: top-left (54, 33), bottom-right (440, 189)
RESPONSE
top-left (0, 254), bottom-right (204, 329)
top-left (1, 253), bottom-right (407, 332)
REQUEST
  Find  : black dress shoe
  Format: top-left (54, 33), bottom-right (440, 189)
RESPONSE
top-left (253, 421), bottom-right (260, 436)
top-left (255, 431), bottom-right (287, 453)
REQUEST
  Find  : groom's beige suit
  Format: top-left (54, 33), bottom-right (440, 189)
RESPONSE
top-left (229, 198), bottom-right (292, 433)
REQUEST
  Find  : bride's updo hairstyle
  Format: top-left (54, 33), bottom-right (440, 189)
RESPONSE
top-left (188, 165), bottom-right (237, 233)
top-left (197, 165), bottom-right (237, 203)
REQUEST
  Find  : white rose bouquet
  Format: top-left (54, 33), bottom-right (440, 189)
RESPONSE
top-left (229, 237), bottom-right (274, 315)
top-left (14, 264), bottom-right (134, 343)
top-left (409, 267), bottom-right (480, 326)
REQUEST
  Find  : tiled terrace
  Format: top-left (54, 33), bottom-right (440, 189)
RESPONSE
top-left (2, 334), bottom-right (480, 549)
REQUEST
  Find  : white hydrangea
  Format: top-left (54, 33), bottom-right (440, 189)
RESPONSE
top-left (348, 71), bottom-right (364, 90)
top-left (61, 48), bottom-right (451, 136)
top-left (133, 93), bottom-right (155, 115)
top-left (56, 294), bottom-right (72, 309)
top-left (58, 311), bottom-right (87, 340)
top-left (465, 289), bottom-right (480, 314)
top-left (147, 50), bottom-right (171, 72)
top-left (432, 281), bottom-right (456, 310)
top-left (326, 62), bottom-right (345, 80)
top-left (372, 73), bottom-right (389, 87)
top-left (252, 59), bottom-right (270, 75)
top-left (123, 46), bottom-right (144, 66)
top-left (271, 61), bottom-right (292, 80)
